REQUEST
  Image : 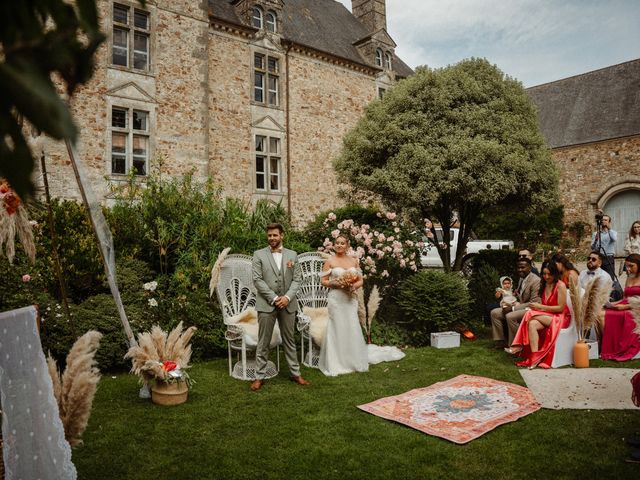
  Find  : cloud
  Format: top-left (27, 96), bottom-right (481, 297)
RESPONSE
top-left (337, 0), bottom-right (640, 86)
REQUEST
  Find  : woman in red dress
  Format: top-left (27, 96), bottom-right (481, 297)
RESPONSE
top-left (505, 261), bottom-right (567, 369)
top-left (600, 254), bottom-right (640, 361)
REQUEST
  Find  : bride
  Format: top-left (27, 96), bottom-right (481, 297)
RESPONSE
top-left (318, 234), bottom-right (403, 376)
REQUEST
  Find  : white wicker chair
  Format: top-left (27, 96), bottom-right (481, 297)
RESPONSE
top-left (215, 254), bottom-right (280, 380)
top-left (296, 252), bottom-right (329, 368)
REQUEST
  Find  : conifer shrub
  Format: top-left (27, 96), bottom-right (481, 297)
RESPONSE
top-left (395, 270), bottom-right (471, 346)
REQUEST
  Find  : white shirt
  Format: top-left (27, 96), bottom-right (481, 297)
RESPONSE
top-left (578, 267), bottom-right (610, 290)
top-left (271, 250), bottom-right (282, 271)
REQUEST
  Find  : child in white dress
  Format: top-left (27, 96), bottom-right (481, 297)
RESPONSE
top-left (497, 276), bottom-right (517, 307)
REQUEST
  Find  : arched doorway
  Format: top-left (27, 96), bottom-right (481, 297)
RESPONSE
top-left (603, 189), bottom-right (640, 256)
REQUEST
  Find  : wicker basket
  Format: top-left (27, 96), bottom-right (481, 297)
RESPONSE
top-left (151, 380), bottom-right (188, 406)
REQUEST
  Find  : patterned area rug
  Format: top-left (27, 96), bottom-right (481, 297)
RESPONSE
top-left (358, 374), bottom-right (541, 444)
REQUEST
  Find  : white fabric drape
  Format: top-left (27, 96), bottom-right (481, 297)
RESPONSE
top-left (0, 306), bottom-right (77, 479)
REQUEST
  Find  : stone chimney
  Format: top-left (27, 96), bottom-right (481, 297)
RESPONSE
top-left (351, 0), bottom-right (387, 33)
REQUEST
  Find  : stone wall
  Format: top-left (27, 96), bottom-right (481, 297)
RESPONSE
top-left (287, 52), bottom-right (376, 224)
top-left (36, 0), bottom-right (210, 199)
top-left (552, 135), bottom-right (640, 226)
top-left (207, 31), bottom-right (253, 203)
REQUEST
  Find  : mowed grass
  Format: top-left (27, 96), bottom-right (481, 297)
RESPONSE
top-left (73, 337), bottom-right (640, 480)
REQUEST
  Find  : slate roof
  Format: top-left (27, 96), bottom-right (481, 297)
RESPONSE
top-left (527, 59), bottom-right (640, 149)
top-left (208, 0), bottom-right (413, 78)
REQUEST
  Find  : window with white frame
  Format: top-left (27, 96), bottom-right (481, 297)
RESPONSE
top-left (254, 135), bottom-right (281, 192)
top-left (254, 53), bottom-right (279, 106)
top-left (385, 52), bottom-right (392, 70)
top-left (252, 6), bottom-right (263, 29)
top-left (375, 49), bottom-right (383, 67)
top-left (266, 11), bottom-right (277, 32)
top-left (112, 3), bottom-right (150, 71)
top-left (111, 106), bottom-right (150, 176)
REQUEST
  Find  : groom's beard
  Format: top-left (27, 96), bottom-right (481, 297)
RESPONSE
top-left (269, 240), bottom-right (282, 250)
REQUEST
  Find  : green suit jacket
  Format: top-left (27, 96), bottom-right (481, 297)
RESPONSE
top-left (252, 247), bottom-right (301, 314)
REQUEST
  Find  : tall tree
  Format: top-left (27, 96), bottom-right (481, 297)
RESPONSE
top-left (335, 58), bottom-right (559, 271)
top-left (0, 1), bottom-right (106, 199)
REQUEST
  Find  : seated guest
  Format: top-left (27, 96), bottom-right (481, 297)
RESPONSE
top-left (578, 251), bottom-right (610, 290)
top-left (506, 261), bottom-right (568, 369)
top-left (519, 249), bottom-right (539, 275)
top-left (551, 253), bottom-right (579, 289)
top-left (599, 254), bottom-right (640, 361)
top-left (497, 276), bottom-right (517, 307)
top-left (490, 258), bottom-right (541, 348)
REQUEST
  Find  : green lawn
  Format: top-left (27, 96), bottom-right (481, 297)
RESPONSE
top-left (73, 338), bottom-right (640, 480)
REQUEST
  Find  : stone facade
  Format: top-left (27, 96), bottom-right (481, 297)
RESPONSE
top-left (528, 59), bottom-right (640, 250)
top-left (34, 0), bottom-right (407, 226)
top-left (552, 135), bottom-right (640, 225)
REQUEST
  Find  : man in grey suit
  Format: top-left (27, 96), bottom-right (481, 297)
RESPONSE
top-left (490, 258), bottom-right (541, 348)
top-left (250, 223), bottom-right (309, 391)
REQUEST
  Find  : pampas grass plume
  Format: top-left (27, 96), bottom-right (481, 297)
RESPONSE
top-left (628, 296), bottom-right (640, 335)
top-left (48, 330), bottom-right (103, 447)
top-left (580, 276), bottom-right (612, 334)
top-left (210, 247), bottom-right (231, 297)
top-left (366, 285), bottom-right (381, 331)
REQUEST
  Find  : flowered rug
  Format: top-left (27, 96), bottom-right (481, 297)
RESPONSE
top-left (357, 374), bottom-right (540, 444)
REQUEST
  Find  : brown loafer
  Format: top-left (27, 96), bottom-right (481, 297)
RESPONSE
top-left (290, 375), bottom-right (310, 386)
top-left (250, 379), bottom-right (264, 391)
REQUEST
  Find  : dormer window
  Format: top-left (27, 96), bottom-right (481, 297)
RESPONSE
top-left (375, 49), bottom-right (383, 67)
top-left (266, 11), bottom-right (277, 33)
top-left (385, 52), bottom-right (392, 70)
top-left (252, 6), bottom-right (263, 29)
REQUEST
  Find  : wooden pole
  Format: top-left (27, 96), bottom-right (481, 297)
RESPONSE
top-left (39, 152), bottom-right (76, 338)
top-left (64, 140), bottom-right (136, 347)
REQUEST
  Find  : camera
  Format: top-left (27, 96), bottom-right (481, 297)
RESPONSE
top-left (595, 211), bottom-right (604, 222)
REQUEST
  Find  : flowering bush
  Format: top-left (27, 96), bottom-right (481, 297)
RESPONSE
top-left (316, 210), bottom-right (425, 291)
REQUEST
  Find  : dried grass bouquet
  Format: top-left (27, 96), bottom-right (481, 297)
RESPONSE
top-left (125, 322), bottom-right (197, 388)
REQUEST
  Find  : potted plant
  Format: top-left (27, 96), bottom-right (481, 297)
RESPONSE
top-left (125, 322), bottom-right (196, 405)
top-left (569, 276), bottom-right (611, 367)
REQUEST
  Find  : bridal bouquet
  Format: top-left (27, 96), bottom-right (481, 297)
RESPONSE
top-left (336, 270), bottom-right (359, 295)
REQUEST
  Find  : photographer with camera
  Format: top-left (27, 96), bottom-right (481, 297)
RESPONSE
top-left (591, 211), bottom-right (617, 280)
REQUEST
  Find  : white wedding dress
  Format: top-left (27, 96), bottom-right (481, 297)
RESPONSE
top-left (318, 267), bottom-right (405, 376)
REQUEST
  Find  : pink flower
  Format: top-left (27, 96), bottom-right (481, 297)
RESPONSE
top-left (394, 227), bottom-right (400, 233)
top-left (331, 229), bottom-right (340, 239)
top-left (386, 212), bottom-right (397, 220)
top-left (328, 212), bottom-right (337, 221)
top-left (22, 274), bottom-right (31, 283)
top-left (378, 233), bottom-right (386, 242)
top-left (381, 270), bottom-right (389, 277)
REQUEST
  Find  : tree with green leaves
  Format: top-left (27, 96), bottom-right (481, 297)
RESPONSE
top-left (0, 1), bottom-right (110, 200)
top-left (335, 58), bottom-right (559, 272)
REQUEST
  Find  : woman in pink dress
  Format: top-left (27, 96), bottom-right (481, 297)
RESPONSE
top-left (505, 261), bottom-right (567, 369)
top-left (600, 254), bottom-right (640, 361)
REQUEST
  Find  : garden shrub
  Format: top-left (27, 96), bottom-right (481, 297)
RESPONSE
top-left (474, 205), bottom-right (564, 252)
top-left (395, 270), bottom-right (471, 346)
top-left (467, 250), bottom-right (519, 321)
top-left (304, 204), bottom-right (381, 248)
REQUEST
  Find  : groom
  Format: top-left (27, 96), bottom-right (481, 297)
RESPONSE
top-left (250, 223), bottom-right (309, 391)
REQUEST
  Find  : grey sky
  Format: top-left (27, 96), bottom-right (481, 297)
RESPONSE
top-left (337, 0), bottom-right (640, 87)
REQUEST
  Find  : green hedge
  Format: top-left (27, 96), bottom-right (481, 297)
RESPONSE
top-left (395, 270), bottom-right (471, 346)
top-left (467, 250), bottom-right (519, 320)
